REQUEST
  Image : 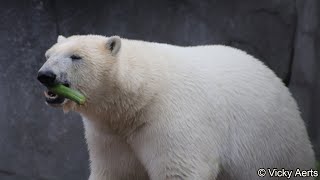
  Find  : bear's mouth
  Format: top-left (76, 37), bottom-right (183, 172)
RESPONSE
top-left (44, 83), bottom-right (69, 107)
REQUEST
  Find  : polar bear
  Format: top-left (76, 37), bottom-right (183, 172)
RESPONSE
top-left (37, 35), bottom-right (315, 180)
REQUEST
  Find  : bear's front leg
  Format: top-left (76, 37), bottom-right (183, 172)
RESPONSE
top-left (128, 120), bottom-right (221, 180)
top-left (83, 119), bottom-right (148, 180)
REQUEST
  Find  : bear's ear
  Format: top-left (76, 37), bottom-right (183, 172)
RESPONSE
top-left (57, 35), bottom-right (67, 43)
top-left (106, 36), bottom-right (121, 56)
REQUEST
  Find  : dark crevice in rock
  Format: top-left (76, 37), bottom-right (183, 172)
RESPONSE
top-left (249, 8), bottom-right (292, 27)
top-left (284, 0), bottom-right (298, 87)
top-left (306, 0), bottom-right (320, 154)
top-left (0, 169), bottom-right (16, 176)
top-left (0, 169), bottom-right (53, 180)
top-left (50, 0), bottom-right (60, 35)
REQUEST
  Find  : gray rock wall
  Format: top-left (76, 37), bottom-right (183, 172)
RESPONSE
top-left (0, 0), bottom-right (318, 179)
top-left (290, 0), bottom-right (320, 158)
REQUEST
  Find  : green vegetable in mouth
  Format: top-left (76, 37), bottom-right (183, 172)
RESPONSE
top-left (49, 84), bottom-right (86, 105)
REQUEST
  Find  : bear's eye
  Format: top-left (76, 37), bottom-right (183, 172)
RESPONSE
top-left (70, 55), bottom-right (82, 60)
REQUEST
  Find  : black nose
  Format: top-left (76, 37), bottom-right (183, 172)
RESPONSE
top-left (37, 70), bottom-right (56, 85)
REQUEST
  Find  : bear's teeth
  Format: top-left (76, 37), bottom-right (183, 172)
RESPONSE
top-left (44, 91), bottom-right (58, 99)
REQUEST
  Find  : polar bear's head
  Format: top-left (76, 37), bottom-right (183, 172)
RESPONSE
top-left (37, 35), bottom-right (122, 111)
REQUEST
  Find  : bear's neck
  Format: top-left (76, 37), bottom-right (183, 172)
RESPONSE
top-left (78, 41), bottom-right (168, 136)
top-left (79, 96), bottom-right (147, 137)
top-left (76, 81), bottom-right (151, 136)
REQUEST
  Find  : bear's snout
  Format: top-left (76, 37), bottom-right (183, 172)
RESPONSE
top-left (37, 70), bottom-right (56, 86)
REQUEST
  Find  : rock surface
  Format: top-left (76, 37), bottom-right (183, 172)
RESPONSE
top-left (0, 0), bottom-right (318, 179)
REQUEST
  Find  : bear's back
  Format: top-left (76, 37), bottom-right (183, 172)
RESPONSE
top-left (132, 42), bottom-right (314, 179)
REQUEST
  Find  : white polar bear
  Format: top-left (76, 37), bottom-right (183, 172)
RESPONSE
top-left (38, 35), bottom-right (315, 180)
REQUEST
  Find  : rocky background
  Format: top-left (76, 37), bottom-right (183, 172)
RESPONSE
top-left (0, 0), bottom-right (319, 179)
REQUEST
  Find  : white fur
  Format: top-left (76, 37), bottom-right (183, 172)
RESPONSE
top-left (43, 35), bottom-right (315, 180)
top-left (57, 35), bottom-right (67, 43)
